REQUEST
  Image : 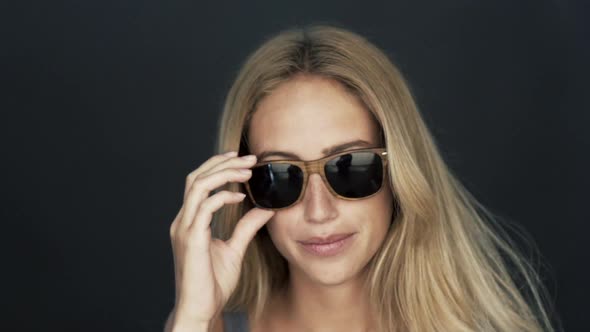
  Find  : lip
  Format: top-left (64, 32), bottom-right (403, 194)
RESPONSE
top-left (298, 233), bottom-right (356, 257)
top-left (300, 233), bottom-right (355, 245)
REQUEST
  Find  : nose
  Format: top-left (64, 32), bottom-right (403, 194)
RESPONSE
top-left (302, 173), bottom-right (339, 224)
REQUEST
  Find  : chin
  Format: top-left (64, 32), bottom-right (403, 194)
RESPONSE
top-left (298, 259), bottom-right (363, 286)
top-left (279, 235), bottom-right (372, 286)
top-left (310, 271), bottom-right (356, 286)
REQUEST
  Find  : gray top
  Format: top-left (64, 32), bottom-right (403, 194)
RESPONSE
top-left (222, 311), bottom-right (249, 332)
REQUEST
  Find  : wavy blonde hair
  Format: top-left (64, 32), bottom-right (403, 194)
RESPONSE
top-left (211, 24), bottom-right (559, 331)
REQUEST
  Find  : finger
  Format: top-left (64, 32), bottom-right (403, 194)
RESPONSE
top-left (169, 207), bottom-right (183, 238)
top-left (180, 168), bottom-right (252, 229)
top-left (183, 151), bottom-right (238, 198)
top-left (189, 190), bottom-right (247, 233)
top-left (199, 154), bottom-right (257, 179)
top-left (227, 208), bottom-right (276, 258)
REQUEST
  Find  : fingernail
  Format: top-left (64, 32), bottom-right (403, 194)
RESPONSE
top-left (224, 151), bottom-right (238, 157)
top-left (241, 155), bottom-right (257, 161)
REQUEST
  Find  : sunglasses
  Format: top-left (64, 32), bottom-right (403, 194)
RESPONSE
top-left (243, 147), bottom-right (389, 210)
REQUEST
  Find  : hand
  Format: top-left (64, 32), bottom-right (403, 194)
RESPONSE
top-left (168, 151), bottom-right (275, 328)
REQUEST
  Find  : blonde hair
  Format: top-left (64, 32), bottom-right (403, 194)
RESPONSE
top-left (211, 24), bottom-right (560, 331)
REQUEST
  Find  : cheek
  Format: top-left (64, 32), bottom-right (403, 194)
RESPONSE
top-left (363, 188), bottom-right (395, 245)
top-left (265, 215), bottom-right (295, 258)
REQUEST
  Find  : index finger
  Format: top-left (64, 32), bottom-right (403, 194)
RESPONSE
top-left (184, 151), bottom-right (238, 198)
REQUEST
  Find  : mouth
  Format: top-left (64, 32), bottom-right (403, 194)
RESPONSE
top-left (297, 233), bottom-right (356, 257)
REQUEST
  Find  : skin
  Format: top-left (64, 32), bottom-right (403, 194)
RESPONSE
top-left (245, 74), bottom-right (395, 332)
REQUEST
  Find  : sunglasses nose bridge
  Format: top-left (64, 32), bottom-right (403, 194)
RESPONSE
top-left (302, 159), bottom-right (323, 177)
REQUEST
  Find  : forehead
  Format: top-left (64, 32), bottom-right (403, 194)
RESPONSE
top-left (247, 75), bottom-right (381, 160)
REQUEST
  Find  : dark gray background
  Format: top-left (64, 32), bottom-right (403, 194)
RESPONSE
top-left (2, 0), bottom-right (587, 331)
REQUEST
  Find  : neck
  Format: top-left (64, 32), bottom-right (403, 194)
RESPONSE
top-left (276, 265), bottom-right (375, 332)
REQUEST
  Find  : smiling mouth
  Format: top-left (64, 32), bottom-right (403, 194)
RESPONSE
top-left (299, 233), bottom-right (355, 245)
top-left (298, 233), bottom-right (356, 257)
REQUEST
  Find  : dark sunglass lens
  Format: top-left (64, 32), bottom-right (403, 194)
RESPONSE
top-left (324, 152), bottom-right (383, 198)
top-left (248, 163), bottom-right (304, 209)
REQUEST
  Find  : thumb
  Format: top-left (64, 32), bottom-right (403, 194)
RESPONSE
top-left (227, 208), bottom-right (275, 257)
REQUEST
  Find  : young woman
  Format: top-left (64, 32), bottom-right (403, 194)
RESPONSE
top-left (165, 25), bottom-right (558, 332)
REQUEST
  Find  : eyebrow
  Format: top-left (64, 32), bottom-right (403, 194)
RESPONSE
top-left (257, 139), bottom-right (373, 161)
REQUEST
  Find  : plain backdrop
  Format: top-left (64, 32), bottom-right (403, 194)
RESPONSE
top-left (2, 0), bottom-right (588, 331)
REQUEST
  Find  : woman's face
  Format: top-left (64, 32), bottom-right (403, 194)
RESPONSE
top-left (248, 75), bottom-right (394, 286)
